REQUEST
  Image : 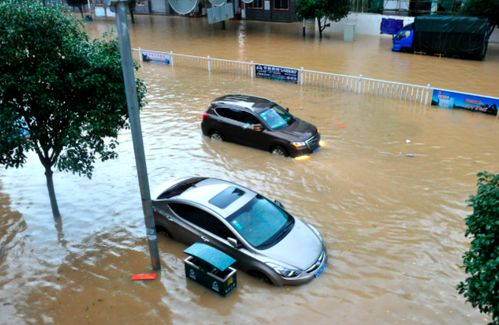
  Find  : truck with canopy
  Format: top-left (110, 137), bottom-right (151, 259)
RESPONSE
top-left (392, 16), bottom-right (491, 60)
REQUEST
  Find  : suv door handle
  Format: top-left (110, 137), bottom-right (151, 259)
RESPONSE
top-left (201, 236), bottom-right (210, 243)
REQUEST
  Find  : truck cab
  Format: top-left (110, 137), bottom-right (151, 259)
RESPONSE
top-left (392, 23), bottom-right (414, 52)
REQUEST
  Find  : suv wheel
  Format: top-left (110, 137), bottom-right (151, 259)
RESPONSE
top-left (271, 145), bottom-right (288, 157)
top-left (210, 131), bottom-right (223, 141)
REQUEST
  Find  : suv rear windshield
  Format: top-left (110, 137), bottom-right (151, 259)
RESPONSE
top-left (258, 104), bottom-right (295, 130)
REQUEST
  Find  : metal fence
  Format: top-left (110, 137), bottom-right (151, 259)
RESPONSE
top-left (134, 48), bottom-right (433, 105)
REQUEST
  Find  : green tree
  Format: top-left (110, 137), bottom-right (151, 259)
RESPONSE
top-left (457, 172), bottom-right (499, 325)
top-left (0, 0), bottom-right (146, 218)
top-left (460, 0), bottom-right (499, 36)
top-left (296, 0), bottom-right (351, 39)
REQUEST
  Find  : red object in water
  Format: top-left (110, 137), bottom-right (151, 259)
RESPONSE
top-left (131, 273), bottom-right (157, 281)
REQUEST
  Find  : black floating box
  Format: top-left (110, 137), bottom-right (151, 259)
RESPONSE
top-left (184, 242), bottom-right (237, 297)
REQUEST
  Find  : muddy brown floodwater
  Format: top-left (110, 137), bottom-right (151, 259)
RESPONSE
top-left (1, 15), bottom-right (498, 325)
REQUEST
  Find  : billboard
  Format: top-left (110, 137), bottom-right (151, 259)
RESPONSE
top-left (255, 65), bottom-right (298, 84)
top-left (431, 89), bottom-right (498, 116)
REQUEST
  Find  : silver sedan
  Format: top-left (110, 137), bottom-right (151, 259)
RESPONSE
top-left (152, 177), bottom-right (327, 286)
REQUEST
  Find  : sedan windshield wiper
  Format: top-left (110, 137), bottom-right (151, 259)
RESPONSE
top-left (256, 218), bottom-right (294, 250)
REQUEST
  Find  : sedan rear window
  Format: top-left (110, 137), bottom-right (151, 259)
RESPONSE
top-left (209, 187), bottom-right (245, 209)
top-left (157, 177), bottom-right (206, 200)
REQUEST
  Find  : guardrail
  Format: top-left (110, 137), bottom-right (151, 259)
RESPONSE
top-left (133, 48), bottom-right (433, 106)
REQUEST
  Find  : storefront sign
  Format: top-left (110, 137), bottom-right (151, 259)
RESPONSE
top-left (431, 89), bottom-right (498, 116)
top-left (141, 51), bottom-right (171, 65)
top-left (255, 65), bottom-right (298, 84)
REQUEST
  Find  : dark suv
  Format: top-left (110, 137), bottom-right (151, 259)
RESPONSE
top-left (201, 94), bottom-right (320, 157)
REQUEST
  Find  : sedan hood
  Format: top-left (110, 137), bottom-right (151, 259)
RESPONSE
top-left (260, 218), bottom-right (323, 270)
top-left (273, 118), bottom-right (316, 141)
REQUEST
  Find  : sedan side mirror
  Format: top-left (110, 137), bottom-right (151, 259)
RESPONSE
top-left (274, 200), bottom-right (284, 209)
top-left (228, 237), bottom-right (241, 248)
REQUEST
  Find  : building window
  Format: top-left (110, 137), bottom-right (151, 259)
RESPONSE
top-left (248, 0), bottom-right (263, 9)
top-left (274, 0), bottom-right (288, 9)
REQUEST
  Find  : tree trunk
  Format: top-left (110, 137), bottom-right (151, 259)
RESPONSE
top-left (44, 166), bottom-right (61, 218)
top-left (317, 18), bottom-right (323, 39)
top-left (78, 4), bottom-right (84, 19)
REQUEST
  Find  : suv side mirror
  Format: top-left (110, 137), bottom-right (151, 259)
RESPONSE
top-left (274, 200), bottom-right (284, 209)
top-left (228, 237), bottom-right (241, 248)
top-left (254, 123), bottom-right (263, 132)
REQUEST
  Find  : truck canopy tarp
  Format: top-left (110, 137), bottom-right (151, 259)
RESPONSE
top-left (414, 16), bottom-right (490, 34)
top-left (413, 15), bottom-right (490, 59)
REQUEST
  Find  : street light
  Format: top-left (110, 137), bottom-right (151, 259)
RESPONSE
top-left (109, 0), bottom-right (161, 271)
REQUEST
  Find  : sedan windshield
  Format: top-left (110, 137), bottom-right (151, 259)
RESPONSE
top-left (227, 195), bottom-right (294, 249)
top-left (258, 104), bottom-right (295, 130)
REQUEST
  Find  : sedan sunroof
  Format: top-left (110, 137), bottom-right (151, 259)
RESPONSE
top-left (209, 186), bottom-right (245, 209)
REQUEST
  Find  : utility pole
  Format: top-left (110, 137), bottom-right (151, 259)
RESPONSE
top-left (111, 0), bottom-right (161, 271)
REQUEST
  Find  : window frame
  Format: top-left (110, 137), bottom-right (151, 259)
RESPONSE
top-left (273, 0), bottom-right (289, 10)
top-left (248, 0), bottom-right (264, 9)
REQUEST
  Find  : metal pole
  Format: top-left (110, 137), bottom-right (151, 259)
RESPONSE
top-left (112, 0), bottom-right (161, 271)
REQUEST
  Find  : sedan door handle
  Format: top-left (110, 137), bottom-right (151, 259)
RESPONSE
top-left (201, 236), bottom-right (210, 243)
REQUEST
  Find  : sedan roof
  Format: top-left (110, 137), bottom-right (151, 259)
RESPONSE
top-left (174, 178), bottom-right (255, 218)
top-left (211, 94), bottom-right (274, 113)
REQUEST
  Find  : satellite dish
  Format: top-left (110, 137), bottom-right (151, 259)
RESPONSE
top-left (208, 0), bottom-right (226, 7)
top-left (241, 0), bottom-right (254, 3)
top-left (168, 0), bottom-right (199, 15)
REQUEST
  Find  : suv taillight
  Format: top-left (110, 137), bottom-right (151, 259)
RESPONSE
top-left (201, 113), bottom-right (208, 120)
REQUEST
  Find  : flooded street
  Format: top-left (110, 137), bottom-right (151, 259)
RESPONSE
top-left (1, 15), bottom-right (499, 324)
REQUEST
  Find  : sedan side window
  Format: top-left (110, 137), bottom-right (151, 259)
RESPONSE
top-left (169, 203), bottom-right (234, 240)
top-left (205, 217), bottom-right (234, 240)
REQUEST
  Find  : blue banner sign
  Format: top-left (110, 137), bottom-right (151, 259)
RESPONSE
top-left (255, 65), bottom-right (298, 84)
top-left (431, 89), bottom-right (498, 116)
top-left (141, 51), bottom-right (171, 65)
